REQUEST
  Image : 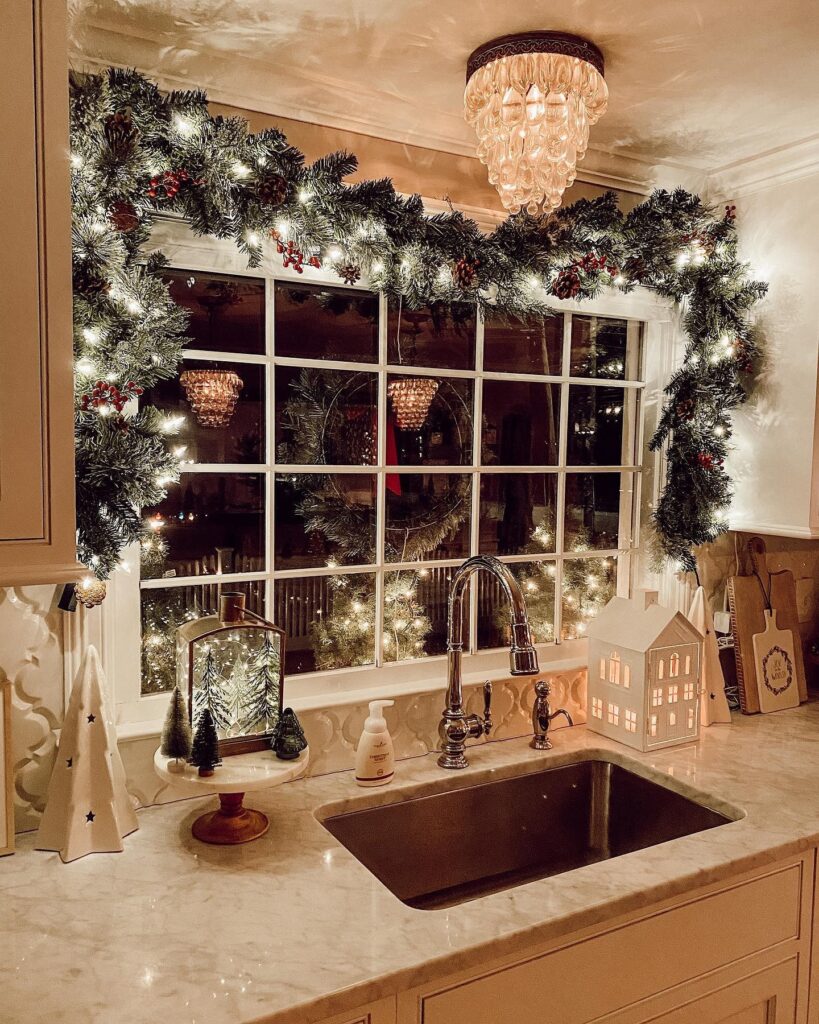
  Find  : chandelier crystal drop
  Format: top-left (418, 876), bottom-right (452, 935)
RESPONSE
top-left (464, 32), bottom-right (608, 216)
top-left (180, 369), bottom-right (243, 428)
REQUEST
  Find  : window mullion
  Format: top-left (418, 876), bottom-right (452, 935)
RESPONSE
top-left (266, 277), bottom-right (276, 620)
top-left (468, 310), bottom-right (485, 655)
top-left (374, 292), bottom-right (388, 667)
top-left (554, 312), bottom-right (573, 645)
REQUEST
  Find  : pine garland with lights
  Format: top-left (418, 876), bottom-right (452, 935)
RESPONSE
top-left (71, 67), bottom-right (766, 580)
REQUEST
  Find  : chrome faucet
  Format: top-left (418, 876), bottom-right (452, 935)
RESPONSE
top-left (531, 680), bottom-right (573, 750)
top-left (438, 555), bottom-right (540, 770)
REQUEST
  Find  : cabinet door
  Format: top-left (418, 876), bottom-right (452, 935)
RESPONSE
top-left (0, 0), bottom-right (80, 584)
top-left (644, 959), bottom-right (797, 1024)
top-left (318, 996), bottom-right (395, 1024)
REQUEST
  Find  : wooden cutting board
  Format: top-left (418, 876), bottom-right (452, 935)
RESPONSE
top-left (752, 609), bottom-right (800, 713)
top-left (728, 538), bottom-right (807, 713)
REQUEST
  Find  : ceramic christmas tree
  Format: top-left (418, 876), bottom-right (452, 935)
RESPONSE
top-left (190, 708), bottom-right (222, 777)
top-left (36, 645), bottom-right (138, 863)
top-left (687, 586), bottom-right (732, 726)
top-left (160, 686), bottom-right (192, 771)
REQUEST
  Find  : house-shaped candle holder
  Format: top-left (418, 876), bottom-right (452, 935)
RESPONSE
top-left (586, 591), bottom-right (703, 752)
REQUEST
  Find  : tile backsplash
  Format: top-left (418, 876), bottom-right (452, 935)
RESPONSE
top-left (1, 584), bottom-right (586, 832)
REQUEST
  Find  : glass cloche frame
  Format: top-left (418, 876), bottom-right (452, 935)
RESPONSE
top-left (176, 591), bottom-right (285, 756)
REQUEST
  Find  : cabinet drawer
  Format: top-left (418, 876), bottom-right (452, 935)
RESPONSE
top-left (418, 861), bottom-right (804, 1024)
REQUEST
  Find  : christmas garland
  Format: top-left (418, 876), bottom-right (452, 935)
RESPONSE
top-left (70, 67), bottom-right (767, 577)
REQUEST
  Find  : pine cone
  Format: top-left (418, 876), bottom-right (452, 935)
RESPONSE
top-left (257, 173), bottom-right (289, 208)
top-left (452, 257), bottom-right (480, 290)
top-left (675, 397), bottom-right (695, 421)
top-left (338, 263), bottom-right (361, 286)
top-left (552, 267), bottom-right (581, 300)
top-left (73, 266), bottom-right (110, 297)
top-left (103, 112), bottom-right (138, 160)
top-left (109, 199), bottom-right (139, 232)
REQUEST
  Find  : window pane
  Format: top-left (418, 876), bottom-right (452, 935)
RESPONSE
top-left (275, 282), bottom-right (378, 363)
top-left (274, 473), bottom-right (376, 569)
top-left (383, 567), bottom-right (467, 661)
top-left (276, 367), bottom-right (377, 466)
top-left (386, 474), bottom-right (471, 562)
top-left (165, 269), bottom-right (265, 354)
top-left (570, 315), bottom-right (640, 380)
top-left (479, 473), bottom-right (557, 556)
top-left (565, 473), bottom-right (630, 552)
top-left (387, 301), bottom-right (476, 370)
top-left (566, 385), bottom-right (631, 465)
top-left (481, 380), bottom-right (560, 466)
top-left (275, 573), bottom-right (375, 675)
top-left (141, 580), bottom-right (266, 695)
top-left (386, 373), bottom-right (473, 465)
top-left (561, 556), bottom-right (617, 639)
top-left (478, 560), bottom-right (555, 649)
top-left (146, 474), bottom-right (264, 576)
top-left (483, 313), bottom-right (563, 375)
top-left (143, 358), bottom-right (264, 464)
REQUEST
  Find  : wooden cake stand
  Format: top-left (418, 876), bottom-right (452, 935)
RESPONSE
top-left (153, 746), bottom-right (309, 845)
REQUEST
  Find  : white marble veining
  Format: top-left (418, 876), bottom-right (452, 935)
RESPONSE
top-left (3, 706), bottom-right (819, 1024)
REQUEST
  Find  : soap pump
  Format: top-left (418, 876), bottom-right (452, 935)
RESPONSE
top-left (355, 699), bottom-right (395, 787)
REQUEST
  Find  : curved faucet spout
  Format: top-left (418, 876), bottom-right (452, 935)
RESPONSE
top-left (439, 555), bottom-right (540, 770)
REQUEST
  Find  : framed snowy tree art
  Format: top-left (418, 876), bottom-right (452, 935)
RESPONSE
top-left (176, 591), bottom-right (284, 755)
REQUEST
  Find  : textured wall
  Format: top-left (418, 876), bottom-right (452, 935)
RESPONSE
top-left (1, 584), bottom-right (586, 833)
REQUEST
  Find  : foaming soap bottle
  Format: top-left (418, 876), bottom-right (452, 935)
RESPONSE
top-left (355, 699), bottom-right (395, 787)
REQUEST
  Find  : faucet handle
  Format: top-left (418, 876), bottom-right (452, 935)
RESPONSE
top-left (535, 679), bottom-right (551, 699)
top-left (482, 680), bottom-right (493, 735)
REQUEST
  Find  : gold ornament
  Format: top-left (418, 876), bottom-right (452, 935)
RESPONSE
top-left (75, 576), bottom-right (107, 608)
top-left (387, 378), bottom-right (438, 430)
top-left (180, 369), bottom-right (243, 428)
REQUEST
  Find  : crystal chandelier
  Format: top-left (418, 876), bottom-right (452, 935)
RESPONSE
top-left (464, 32), bottom-right (608, 215)
top-left (180, 369), bottom-right (243, 428)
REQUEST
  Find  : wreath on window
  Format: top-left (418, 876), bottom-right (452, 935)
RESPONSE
top-left (70, 67), bottom-right (767, 581)
top-left (278, 367), bottom-right (472, 562)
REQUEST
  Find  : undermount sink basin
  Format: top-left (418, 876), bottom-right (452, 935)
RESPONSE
top-left (320, 757), bottom-right (738, 910)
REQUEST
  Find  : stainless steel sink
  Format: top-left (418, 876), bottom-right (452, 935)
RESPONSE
top-left (320, 758), bottom-right (737, 910)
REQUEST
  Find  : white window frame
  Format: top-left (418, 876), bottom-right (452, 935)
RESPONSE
top-left (106, 218), bottom-right (676, 735)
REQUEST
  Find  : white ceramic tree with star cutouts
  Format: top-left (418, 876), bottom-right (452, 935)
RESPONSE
top-left (36, 645), bottom-right (138, 862)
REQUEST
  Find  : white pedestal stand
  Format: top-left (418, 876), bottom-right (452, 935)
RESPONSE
top-left (153, 746), bottom-right (309, 845)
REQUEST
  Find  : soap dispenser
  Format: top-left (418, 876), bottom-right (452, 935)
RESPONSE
top-left (355, 699), bottom-right (395, 787)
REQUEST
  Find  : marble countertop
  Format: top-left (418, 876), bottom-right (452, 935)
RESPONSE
top-left (3, 705), bottom-right (819, 1024)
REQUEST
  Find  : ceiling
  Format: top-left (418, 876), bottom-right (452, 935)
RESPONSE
top-left (71, 0), bottom-right (819, 184)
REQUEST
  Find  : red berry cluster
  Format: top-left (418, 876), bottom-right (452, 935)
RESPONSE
top-left (80, 379), bottom-right (143, 414)
top-left (147, 169), bottom-right (203, 201)
top-left (579, 252), bottom-right (620, 278)
top-left (695, 452), bottom-right (724, 471)
top-left (272, 233), bottom-right (321, 274)
top-left (733, 339), bottom-right (754, 374)
top-left (724, 204), bottom-right (737, 223)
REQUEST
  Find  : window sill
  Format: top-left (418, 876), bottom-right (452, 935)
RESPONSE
top-left (116, 639), bottom-right (588, 743)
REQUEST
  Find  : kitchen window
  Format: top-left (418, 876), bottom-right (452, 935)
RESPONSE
top-left (136, 262), bottom-right (646, 698)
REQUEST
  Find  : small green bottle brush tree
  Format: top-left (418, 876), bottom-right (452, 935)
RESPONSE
top-left (160, 686), bottom-right (192, 771)
top-left (190, 707), bottom-right (222, 777)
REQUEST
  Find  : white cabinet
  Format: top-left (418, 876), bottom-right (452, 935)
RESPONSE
top-left (726, 169), bottom-right (819, 539)
top-left (396, 853), bottom-right (811, 1024)
top-left (0, 0), bottom-right (81, 585)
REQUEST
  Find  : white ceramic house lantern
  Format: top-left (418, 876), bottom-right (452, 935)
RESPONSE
top-left (586, 591), bottom-right (703, 752)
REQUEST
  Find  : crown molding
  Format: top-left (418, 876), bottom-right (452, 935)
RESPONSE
top-left (706, 134), bottom-right (819, 200)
